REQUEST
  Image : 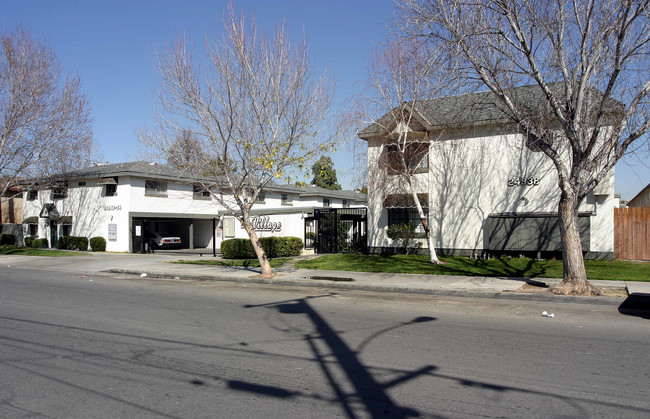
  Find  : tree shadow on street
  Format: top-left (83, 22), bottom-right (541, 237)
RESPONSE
top-left (244, 294), bottom-right (437, 418)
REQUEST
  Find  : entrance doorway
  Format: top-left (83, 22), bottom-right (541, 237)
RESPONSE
top-left (310, 208), bottom-right (367, 254)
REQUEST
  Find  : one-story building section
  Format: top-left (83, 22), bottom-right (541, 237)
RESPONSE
top-left (21, 161), bottom-right (367, 253)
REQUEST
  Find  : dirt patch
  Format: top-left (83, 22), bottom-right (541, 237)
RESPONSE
top-left (517, 282), bottom-right (628, 298)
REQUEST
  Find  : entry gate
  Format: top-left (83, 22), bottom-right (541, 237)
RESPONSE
top-left (307, 208), bottom-right (367, 254)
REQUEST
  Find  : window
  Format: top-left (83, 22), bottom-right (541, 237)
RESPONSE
top-left (388, 207), bottom-right (428, 237)
top-left (343, 199), bottom-right (350, 208)
top-left (28, 223), bottom-right (38, 236)
top-left (256, 192), bottom-right (266, 203)
top-left (281, 193), bottom-right (293, 206)
top-left (193, 184), bottom-right (210, 199)
top-left (323, 198), bottom-right (331, 207)
top-left (52, 184), bottom-right (68, 199)
top-left (27, 190), bottom-right (38, 201)
top-left (78, 181), bottom-right (86, 187)
top-left (382, 142), bottom-right (429, 174)
top-left (145, 180), bottom-right (167, 197)
top-left (60, 224), bottom-right (72, 237)
top-left (105, 183), bottom-right (117, 197)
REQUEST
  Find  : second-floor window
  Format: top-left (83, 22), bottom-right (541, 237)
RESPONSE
top-left (27, 189), bottom-right (38, 201)
top-left (382, 142), bottom-right (429, 174)
top-left (145, 180), bottom-right (167, 197)
top-left (52, 184), bottom-right (68, 199)
top-left (105, 183), bottom-right (117, 197)
top-left (281, 193), bottom-right (292, 205)
top-left (193, 184), bottom-right (211, 199)
top-left (323, 198), bottom-right (331, 207)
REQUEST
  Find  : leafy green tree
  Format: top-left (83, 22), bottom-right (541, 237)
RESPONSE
top-left (311, 156), bottom-right (341, 190)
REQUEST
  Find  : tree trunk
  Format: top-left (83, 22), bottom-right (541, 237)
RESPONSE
top-left (241, 217), bottom-right (274, 278)
top-left (551, 190), bottom-right (601, 296)
top-left (410, 189), bottom-right (440, 264)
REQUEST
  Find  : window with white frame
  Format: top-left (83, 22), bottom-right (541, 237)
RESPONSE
top-left (52, 183), bottom-right (68, 199)
top-left (105, 183), bottom-right (117, 197)
top-left (27, 189), bottom-right (38, 201)
top-left (382, 142), bottom-right (429, 174)
top-left (281, 193), bottom-right (293, 206)
top-left (323, 198), bottom-right (331, 207)
top-left (343, 199), bottom-right (350, 208)
top-left (193, 184), bottom-right (211, 199)
top-left (145, 180), bottom-right (167, 197)
top-left (387, 207), bottom-right (428, 237)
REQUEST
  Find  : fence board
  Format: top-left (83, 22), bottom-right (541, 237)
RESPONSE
top-left (615, 207), bottom-right (650, 260)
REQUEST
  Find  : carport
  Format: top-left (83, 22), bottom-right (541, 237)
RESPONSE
top-left (131, 215), bottom-right (219, 255)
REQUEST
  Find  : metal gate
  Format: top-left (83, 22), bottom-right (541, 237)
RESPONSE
top-left (307, 208), bottom-right (367, 254)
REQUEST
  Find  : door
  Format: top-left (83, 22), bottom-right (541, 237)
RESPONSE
top-left (131, 219), bottom-right (145, 253)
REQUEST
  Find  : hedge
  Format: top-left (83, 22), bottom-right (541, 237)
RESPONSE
top-left (24, 236), bottom-right (35, 247)
top-left (56, 236), bottom-right (89, 251)
top-left (31, 238), bottom-right (49, 248)
top-left (221, 236), bottom-right (303, 259)
top-left (0, 234), bottom-right (16, 245)
top-left (89, 237), bottom-right (106, 252)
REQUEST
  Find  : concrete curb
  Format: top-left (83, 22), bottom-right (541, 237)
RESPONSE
top-left (105, 268), bottom-right (627, 307)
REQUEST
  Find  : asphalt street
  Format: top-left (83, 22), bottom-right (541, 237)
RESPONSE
top-left (1, 266), bottom-right (648, 418)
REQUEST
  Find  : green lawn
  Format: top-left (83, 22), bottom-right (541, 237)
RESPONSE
top-left (294, 254), bottom-right (650, 282)
top-left (174, 258), bottom-right (289, 268)
top-left (0, 246), bottom-right (88, 257)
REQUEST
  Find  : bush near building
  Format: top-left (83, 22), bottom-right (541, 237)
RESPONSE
top-left (56, 236), bottom-right (89, 251)
top-left (222, 237), bottom-right (303, 259)
top-left (0, 234), bottom-right (16, 245)
top-left (24, 236), bottom-right (35, 247)
top-left (89, 237), bottom-right (106, 252)
top-left (31, 238), bottom-right (49, 248)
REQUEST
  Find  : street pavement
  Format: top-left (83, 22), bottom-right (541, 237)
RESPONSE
top-left (1, 251), bottom-right (648, 305)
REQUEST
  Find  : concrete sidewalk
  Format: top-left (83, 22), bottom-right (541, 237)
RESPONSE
top-left (1, 252), bottom-right (647, 304)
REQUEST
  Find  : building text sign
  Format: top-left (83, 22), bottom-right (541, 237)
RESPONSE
top-left (250, 216), bottom-right (282, 233)
top-left (507, 176), bottom-right (540, 187)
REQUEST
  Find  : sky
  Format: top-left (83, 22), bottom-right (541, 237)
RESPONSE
top-left (2, 0), bottom-right (648, 200)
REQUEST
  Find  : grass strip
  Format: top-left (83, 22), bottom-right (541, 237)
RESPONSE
top-left (294, 254), bottom-right (650, 282)
top-left (0, 246), bottom-right (87, 257)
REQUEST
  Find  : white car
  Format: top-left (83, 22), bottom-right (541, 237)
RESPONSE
top-left (150, 232), bottom-right (181, 249)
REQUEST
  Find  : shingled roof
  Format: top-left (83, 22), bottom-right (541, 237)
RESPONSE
top-left (358, 83), bottom-right (621, 140)
top-left (27, 161), bottom-right (367, 201)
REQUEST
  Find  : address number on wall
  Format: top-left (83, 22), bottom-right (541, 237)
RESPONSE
top-left (508, 177), bottom-right (540, 187)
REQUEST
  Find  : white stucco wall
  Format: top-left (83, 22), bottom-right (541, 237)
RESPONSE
top-left (23, 174), bottom-right (366, 253)
top-left (367, 127), bottom-right (616, 255)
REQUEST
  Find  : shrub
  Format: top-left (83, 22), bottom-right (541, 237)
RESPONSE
top-left (221, 236), bottom-right (303, 259)
top-left (31, 238), bottom-right (49, 248)
top-left (56, 236), bottom-right (88, 251)
top-left (0, 234), bottom-right (16, 245)
top-left (387, 223), bottom-right (421, 255)
top-left (24, 236), bottom-right (35, 247)
top-left (89, 236), bottom-right (107, 252)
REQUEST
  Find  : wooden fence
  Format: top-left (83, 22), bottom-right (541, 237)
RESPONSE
top-left (614, 207), bottom-right (650, 261)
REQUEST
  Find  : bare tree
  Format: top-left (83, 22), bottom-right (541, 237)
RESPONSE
top-left (0, 28), bottom-right (95, 200)
top-left (139, 7), bottom-right (335, 277)
top-left (396, 0), bottom-right (650, 295)
top-left (357, 38), bottom-right (449, 263)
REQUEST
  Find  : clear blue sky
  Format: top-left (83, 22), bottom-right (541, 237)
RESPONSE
top-left (2, 0), bottom-right (648, 199)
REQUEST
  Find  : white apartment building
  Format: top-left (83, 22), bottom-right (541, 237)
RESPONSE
top-left (359, 86), bottom-right (617, 259)
top-left (22, 161), bottom-right (366, 253)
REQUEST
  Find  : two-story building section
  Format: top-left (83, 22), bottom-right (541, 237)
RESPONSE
top-left (359, 86), bottom-right (617, 259)
top-left (21, 161), bottom-right (366, 253)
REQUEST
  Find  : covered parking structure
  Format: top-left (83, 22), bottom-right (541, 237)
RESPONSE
top-left (130, 214), bottom-right (219, 255)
